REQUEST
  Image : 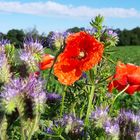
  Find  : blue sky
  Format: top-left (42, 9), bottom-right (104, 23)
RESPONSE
top-left (0, 0), bottom-right (140, 34)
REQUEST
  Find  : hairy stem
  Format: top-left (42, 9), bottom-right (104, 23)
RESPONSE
top-left (109, 84), bottom-right (129, 114)
top-left (60, 86), bottom-right (67, 117)
top-left (0, 115), bottom-right (8, 140)
top-left (85, 84), bottom-right (95, 126)
top-left (27, 105), bottom-right (40, 140)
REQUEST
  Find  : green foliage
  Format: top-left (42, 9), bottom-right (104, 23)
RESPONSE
top-left (66, 27), bottom-right (85, 33)
top-left (0, 116), bottom-right (8, 140)
top-left (118, 27), bottom-right (140, 46)
top-left (110, 46), bottom-right (140, 65)
top-left (7, 29), bottom-right (25, 48)
top-left (5, 44), bottom-right (16, 65)
top-left (90, 14), bottom-right (104, 39)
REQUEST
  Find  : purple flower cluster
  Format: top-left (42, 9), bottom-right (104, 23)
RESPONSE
top-left (19, 37), bottom-right (44, 71)
top-left (47, 114), bottom-right (84, 137)
top-left (0, 39), bottom-right (10, 66)
top-left (47, 31), bottom-right (70, 49)
top-left (19, 51), bottom-right (34, 63)
top-left (90, 107), bottom-right (109, 128)
top-left (103, 120), bottom-right (120, 139)
top-left (1, 78), bottom-right (26, 101)
top-left (23, 37), bottom-right (43, 55)
top-left (91, 107), bottom-right (109, 119)
top-left (59, 114), bottom-right (84, 136)
top-left (85, 28), bottom-right (97, 35)
top-left (103, 109), bottom-right (140, 140)
top-left (1, 76), bottom-right (46, 105)
top-left (0, 52), bottom-right (6, 67)
top-left (107, 29), bottom-right (118, 38)
top-left (25, 75), bottom-right (46, 104)
top-left (101, 28), bottom-right (119, 46)
top-left (0, 39), bottom-right (10, 48)
top-left (117, 109), bottom-right (140, 138)
top-left (117, 109), bottom-right (140, 126)
top-left (46, 92), bottom-right (62, 103)
top-left (0, 42), bottom-right (11, 83)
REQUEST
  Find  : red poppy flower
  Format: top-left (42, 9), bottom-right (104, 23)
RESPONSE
top-left (39, 54), bottom-right (54, 70)
top-left (108, 61), bottom-right (140, 95)
top-left (54, 31), bottom-right (104, 85)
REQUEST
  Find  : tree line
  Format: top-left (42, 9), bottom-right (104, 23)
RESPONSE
top-left (0, 26), bottom-right (140, 48)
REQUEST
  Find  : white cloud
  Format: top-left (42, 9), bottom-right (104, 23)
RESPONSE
top-left (0, 1), bottom-right (140, 18)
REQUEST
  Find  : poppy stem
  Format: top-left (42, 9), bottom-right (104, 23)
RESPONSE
top-left (60, 86), bottom-right (67, 117)
top-left (46, 44), bottom-right (64, 87)
top-left (109, 84), bottom-right (129, 114)
top-left (85, 84), bottom-right (95, 127)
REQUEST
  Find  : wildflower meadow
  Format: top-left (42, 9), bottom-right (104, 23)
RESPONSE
top-left (1, 15), bottom-right (140, 140)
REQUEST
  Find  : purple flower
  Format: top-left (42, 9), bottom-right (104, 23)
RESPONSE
top-left (91, 107), bottom-right (109, 120)
top-left (47, 31), bottom-right (70, 49)
top-left (0, 39), bottom-right (10, 66)
top-left (23, 37), bottom-right (43, 54)
top-left (19, 51), bottom-right (34, 62)
top-left (90, 106), bottom-right (109, 128)
top-left (103, 120), bottom-right (120, 139)
top-left (25, 75), bottom-right (46, 104)
top-left (85, 28), bottom-right (97, 35)
top-left (45, 127), bottom-right (54, 134)
top-left (19, 37), bottom-right (44, 71)
top-left (1, 78), bottom-right (26, 101)
top-left (44, 121), bottom-right (55, 134)
top-left (105, 28), bottom-right (119, 42)
top-left (118, 109), bottom-right (140, 124)
top-left (30, 91), bottom-right (46, 104)
top-left (46, 93), bottom-right (62, 103)
top-left (0, 39), bottom-right (10, 47)
top-left (100, 28), bottom-right (119, 46)
top-left (61, 114), bottom-right (75, 126)
top-left (59, 114), bottom-right (84, 136)
top-left (0, 51), bottom-right (11, 83)
top-left (0, 52), bottom-right (6, 67)
top-left (1, 76), bottom-right (46, 105)
top-left (80, 72), bottom-right (87, 79)
top-left (107, 29), bottom-right (118, 38)
top-left (117, 109), bottom-right (140, 139)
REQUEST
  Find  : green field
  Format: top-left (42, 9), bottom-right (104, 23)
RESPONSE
top-left (111, 46), bottom-right (140, 65)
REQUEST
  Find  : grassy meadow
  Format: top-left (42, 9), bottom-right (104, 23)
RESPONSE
top-left (111, 46), bottom-right (140, 65)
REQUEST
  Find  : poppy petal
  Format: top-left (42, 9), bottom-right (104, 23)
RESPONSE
top-left (54, 61), bottom-right (82, 85)
top-left (39, 54), bottom-right (54, 70)
top-left (125, 85), bottom-right (140, 95)
top-left (128, 67), bottom-right (140, 85)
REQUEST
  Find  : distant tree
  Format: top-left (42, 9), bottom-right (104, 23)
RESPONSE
top-left (118, 29), bottom-right (131, 46)
top-left (6, 29), bottom-right (25, 48)
top-left (0, 32), bottom-right (7, 40)
top-left (24, 26), bottom-right (39, 39)
top-left (118, 27), bottom-right (140, 46)
top-left (66, 27), bottom-right (85, 33)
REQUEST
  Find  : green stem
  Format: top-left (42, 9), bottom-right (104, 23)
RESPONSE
top-left (0, 115), bottom-right (8, 140)
top-left (59, 135), bottom-right (66, 140)
top-left (46, 44), bottom-right (64, 87)
top-left (16, 100), bottom-right (26, 140)
top-left (41, 132), bottom-right (65, 140)
top-left (85, 84), bottom-right (95, 126)
top-left (109, 84), bottom-right (129, 113)
top-left (60, 86), bottom-right (67, 117)
top-left (80, 100), bottom-right (86, 119)
top-left (27, 105), bottom-right (40, 140)
top-left (27, 115), bottom-right (39, 140)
